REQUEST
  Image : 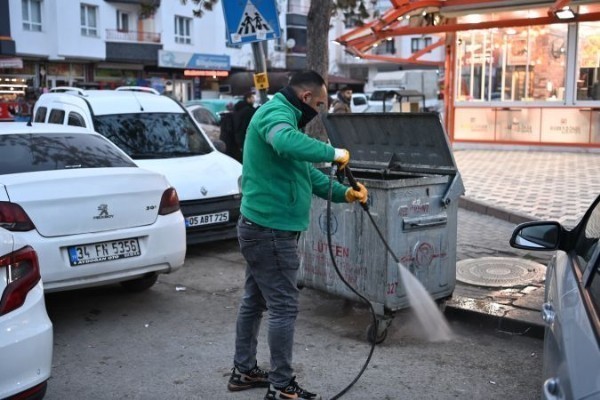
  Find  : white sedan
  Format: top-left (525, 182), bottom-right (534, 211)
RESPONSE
top-left (0, 227), bottom-right (53, 399)
top-left (0, 123), bottom-right (186, 292)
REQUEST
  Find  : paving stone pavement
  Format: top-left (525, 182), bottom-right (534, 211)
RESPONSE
top-left (447, 148), bottom-right (600, 334)
top-left (453, 149), bottom-right (600, 228)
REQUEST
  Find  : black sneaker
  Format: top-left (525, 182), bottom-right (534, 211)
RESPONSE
top-left (264, 377), bottom-right (321, 400)
top-left (227, 365), bottom-right (269, 391)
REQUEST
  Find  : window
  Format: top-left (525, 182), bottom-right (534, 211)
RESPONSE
top-left (411, 37), bottom-right (432, 53)
top-left (576, 21), bottom-right (600, 101)
top-left (0, 133), bottom-right (136, 175)
top-left (575, 200), bottom-right (600, 272)
top-left (589, 257), bottom-right (600, 317)
top-left (34, 106), bottom-right (47, 122)
top-left (22, 0), bottom-right (42, 32)
top-left (287, 27), bottom-right (307, 54)
top-left (93, 113), bottom-right (212, 157)
top-left (374, 39), bottom-right (396, 55)
top-left (117, 10), bottom-right (129, 32)
top-left (353, 96), bottom-right (367, 106)
top-left (48, 109), bottom-right (65, 124)
top-left (81, 4), bottom-right (98, 37)
top-left (456, 24), bottom-right (568, 102)
top-left (174, 16), bottom-right (192, 44)
top-left (68, 112), bottom-right (86, 127)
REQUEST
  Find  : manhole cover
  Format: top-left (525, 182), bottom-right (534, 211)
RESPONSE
top-left (456, 257), bottom-right (546, 288)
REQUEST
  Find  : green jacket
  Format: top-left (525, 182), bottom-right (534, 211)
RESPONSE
top-left (241, 92), bottom-right (348, 231)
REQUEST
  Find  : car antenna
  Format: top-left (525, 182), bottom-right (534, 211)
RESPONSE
top-left (132, 91), bottom-right (144, 111)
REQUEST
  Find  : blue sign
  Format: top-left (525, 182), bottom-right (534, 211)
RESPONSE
top-left (222, 0), bottom-right (281, 45)
top-left (158, 50), bottom-right (230, 71)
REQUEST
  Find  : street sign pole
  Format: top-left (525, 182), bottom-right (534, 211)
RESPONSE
top-left (251, 42), bottom-right (268, 105)
top-left (222, 0), bottom-right (280, 105)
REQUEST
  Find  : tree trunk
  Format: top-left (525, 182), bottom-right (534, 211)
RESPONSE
top-left (305, 0), bottom-right (334, 142)
top-left (307, 0), bottom-right (334, 82)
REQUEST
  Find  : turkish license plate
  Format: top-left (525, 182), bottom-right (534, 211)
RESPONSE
top-left (185, 211), bottom-right (229, 227)
top-left (68, 238), bottom-right (141, 266)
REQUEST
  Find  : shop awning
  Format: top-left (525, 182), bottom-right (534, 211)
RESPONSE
top-left (334, 0), bottom-right (600, 65)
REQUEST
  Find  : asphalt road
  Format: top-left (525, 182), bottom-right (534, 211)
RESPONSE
top-left (43, 209), bottom-right (544, 400)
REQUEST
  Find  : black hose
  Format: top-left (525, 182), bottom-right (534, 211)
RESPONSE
top-left (327, 165), bottom-right (377, 400)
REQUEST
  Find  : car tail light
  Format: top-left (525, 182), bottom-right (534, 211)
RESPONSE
top-left (0, 202), bottom-right (36, 232)
top-left (159, 188), bottom-right (181, 215)
top-left (0, 246), bottom-right (41, 316)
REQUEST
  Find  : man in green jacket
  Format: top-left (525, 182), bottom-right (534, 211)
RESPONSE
top-left (227, 70), bottom-right (368, 400)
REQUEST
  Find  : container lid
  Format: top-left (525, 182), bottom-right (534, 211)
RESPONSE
top-left (321, 113), bottom-right (457, 175)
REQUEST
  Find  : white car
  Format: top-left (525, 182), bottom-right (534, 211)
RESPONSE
top-left (0, 123), bottom-right (186, 292)
top-left (33, 87), bottom-right (243, 245)
top-left (0, 227), bottom-right (53, 399)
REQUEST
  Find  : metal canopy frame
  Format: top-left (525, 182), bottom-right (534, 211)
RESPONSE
top-left (334, 0), bottom-right (597, 66)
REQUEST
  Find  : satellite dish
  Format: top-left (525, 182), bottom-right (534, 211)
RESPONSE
top-left (286, 38), bottom-right (296, 49)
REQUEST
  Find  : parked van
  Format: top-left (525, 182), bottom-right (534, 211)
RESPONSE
top-left (32, 87), bottom-right (242, 245)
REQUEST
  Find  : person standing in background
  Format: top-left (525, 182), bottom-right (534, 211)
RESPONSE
top-left (330, 85), bottom-right (353, 113)
top-left (232, 91), bottom-right (257, 162)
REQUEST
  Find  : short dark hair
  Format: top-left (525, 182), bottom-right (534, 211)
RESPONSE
top-left (340, 85), bottom-right (352, 92)
top-left (289, 70), bottom-right (326, 90)
top-left (243, 91), bottom-right (254, 100)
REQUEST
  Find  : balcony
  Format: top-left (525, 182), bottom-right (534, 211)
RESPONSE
top-left (106, 29), bottom-right (161, 44)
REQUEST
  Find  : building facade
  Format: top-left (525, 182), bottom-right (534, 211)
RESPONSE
top-left (0, 0), bottom-right (292, 120)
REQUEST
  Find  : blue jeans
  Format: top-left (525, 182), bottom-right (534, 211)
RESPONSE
top-left (234, 215), bottom-right (300, 387)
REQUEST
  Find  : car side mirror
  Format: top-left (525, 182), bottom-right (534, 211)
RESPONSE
top-left (510, 221), bottom-right (561, 250)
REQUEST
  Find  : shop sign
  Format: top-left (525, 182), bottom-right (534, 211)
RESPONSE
top-left (184, 70), bottom-right (229, 77)
top-left (158, 50), bottom-right (230, 71)
top-left (0, 58), bottom-right (23, 69)
top-left (541, 108), bottom-right (590, 144)
top-left (454, 108), bottom-right (495, 141)
top-left (495, 108), bottom-right (541, 142)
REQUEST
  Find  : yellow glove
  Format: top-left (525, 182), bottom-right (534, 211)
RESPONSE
top-left (345, 182), bottom-right (368, 204)
top-left (333, 148), bottom-right (350, 170)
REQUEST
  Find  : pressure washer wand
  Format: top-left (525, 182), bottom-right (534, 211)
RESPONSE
top-left (344, 167), bottom-right (369, 212)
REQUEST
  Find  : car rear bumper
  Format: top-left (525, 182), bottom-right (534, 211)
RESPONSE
top-left (0, 282), bottom-right (53, 399)
top-left (17, 212), bottom-right (186, 292)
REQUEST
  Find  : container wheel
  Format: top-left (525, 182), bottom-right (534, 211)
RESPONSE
top-left (366, 322), bottom-right (388, 344)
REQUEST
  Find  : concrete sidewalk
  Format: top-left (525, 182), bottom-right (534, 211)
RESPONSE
top-left (446, 148), bottom-right (600, 337)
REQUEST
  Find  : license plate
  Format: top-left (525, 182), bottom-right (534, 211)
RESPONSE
top-left (186, 211), bottom-right (229, 227)
top-left (68, 238), bottom-right (141, 266)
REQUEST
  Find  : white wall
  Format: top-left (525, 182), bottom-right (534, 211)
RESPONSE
top-left (10, 0), bottom-right (104, 60)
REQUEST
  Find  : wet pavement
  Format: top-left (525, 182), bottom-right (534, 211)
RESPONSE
top-left (448, 148), bottom-right (600, 337)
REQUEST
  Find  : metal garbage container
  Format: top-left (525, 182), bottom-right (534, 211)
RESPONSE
top-left (298, 113), bottom-right (464, 343)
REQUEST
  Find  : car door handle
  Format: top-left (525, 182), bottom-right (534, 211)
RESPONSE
top-left (543, 377), bottom-right (561, 399)
top-left (542, 302), bottom-right (555, 325)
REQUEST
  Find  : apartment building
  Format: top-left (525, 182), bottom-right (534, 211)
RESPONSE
top-left (0, 0), bottom-right (445, 120)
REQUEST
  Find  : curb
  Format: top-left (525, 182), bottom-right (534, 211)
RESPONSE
top-left (444, 304), bottom-right (545, 339)
top-left (458, 197), bottom-right (538, 224)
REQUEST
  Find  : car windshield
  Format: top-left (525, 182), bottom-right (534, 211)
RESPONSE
top-left (370, 91), bottom-right (398, 101)
top-left (0, 133), bottom-right (136, 174)
top-left (93, 112), bottom-right (213, 159)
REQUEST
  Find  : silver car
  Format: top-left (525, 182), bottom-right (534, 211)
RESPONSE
top-left (510, 195), bottom-right (600, 400)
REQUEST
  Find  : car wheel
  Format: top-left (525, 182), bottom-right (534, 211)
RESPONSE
top-left (120, 273), bottom-right (158, 292)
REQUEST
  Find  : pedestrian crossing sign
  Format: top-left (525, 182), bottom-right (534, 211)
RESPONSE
top-left (222, 0), bottom-right (281, 45)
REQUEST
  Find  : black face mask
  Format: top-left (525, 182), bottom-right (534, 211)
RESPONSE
top-left (280, 86), bottom-right (319, 129)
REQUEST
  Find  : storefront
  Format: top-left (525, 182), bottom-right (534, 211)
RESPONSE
top-left (156, 50), bottom-right (231, 101)
top-left (0, 59), bottom-right (35, 121)
top-left (335, 0), bottom-right (600, 149)
top-left (452, 4), bottom-right (600, 147)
